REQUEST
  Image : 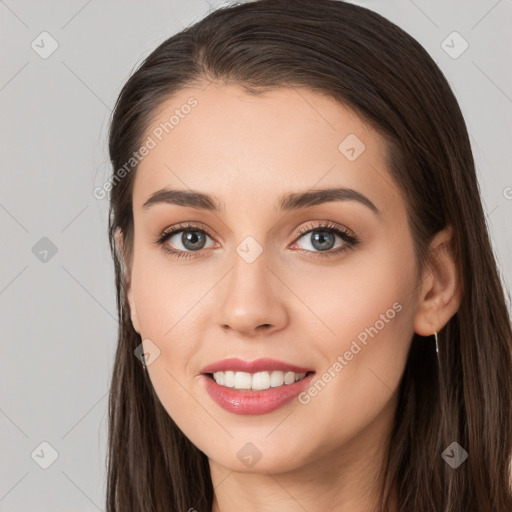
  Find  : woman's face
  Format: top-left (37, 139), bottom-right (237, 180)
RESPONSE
top-left (125, 83), bottom-right (422, 473)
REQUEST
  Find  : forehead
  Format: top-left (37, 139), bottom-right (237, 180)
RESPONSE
top-left (131, 83), bottom-right (396, 213)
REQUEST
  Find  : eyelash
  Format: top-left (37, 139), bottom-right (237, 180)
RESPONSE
top-left (154, 221), bottom-right (359, 260)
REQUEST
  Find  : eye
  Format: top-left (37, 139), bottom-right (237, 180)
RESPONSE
top-left (154, 221), bottom-right (359, 260)
top-left (290, 221), bottom-right (359, 258)
top-left (154, 222), bottom-right (216, 259)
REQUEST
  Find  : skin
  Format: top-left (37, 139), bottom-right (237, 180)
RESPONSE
top-left (116, 83), bottom-right (461, 512)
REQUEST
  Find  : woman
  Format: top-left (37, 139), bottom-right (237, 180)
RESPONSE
top-left (105, 0), bottom-right (512, 510)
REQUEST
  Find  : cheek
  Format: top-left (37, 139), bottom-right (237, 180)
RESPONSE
top-left (289, 241), bottom-right (418, 444)
top-left (130, 255), bottom-right (213, 438)
top-left (131, 244), bottom-right (205, 339)
top-left (129, 247), bottom-right (210, 395)
top-left (287, 236), bottom-right (417, 354)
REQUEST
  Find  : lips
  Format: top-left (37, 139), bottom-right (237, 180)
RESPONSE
top-left (201, 371), bottom-right (316, 415)
top-left (200, 357), bottom-right (314, 375)
top-left (199, 357), bottom-right (316, 415)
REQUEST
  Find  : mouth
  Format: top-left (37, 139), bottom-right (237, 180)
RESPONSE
top-left (201, 370), bottom-right (317, 415)
top-left (204, 370), bottom-right (315, 391)
top-left (199, 357), bottom-right (316, 414)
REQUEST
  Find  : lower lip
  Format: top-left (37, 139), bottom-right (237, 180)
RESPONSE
top-left (201, 372), bottom-right (316, 415)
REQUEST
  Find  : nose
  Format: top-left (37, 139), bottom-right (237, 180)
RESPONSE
top-left (214, 249), bottom-right (288, 338)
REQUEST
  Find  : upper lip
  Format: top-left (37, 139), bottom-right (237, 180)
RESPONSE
top-left (200, 357), bottom-right (314, 374)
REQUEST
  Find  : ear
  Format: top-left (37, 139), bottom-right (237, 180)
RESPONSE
top-left (114, 227), bottom-right (141, 335)
top-left (414, 225), bottom-right (462, 336)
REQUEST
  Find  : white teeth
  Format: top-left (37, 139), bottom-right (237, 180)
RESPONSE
top-left (270, 371), bottom-right (284, 387)
top-left (224, 371), bottom-right (235, 387)
top-left (215, 371), bottom-right (225, 386)
top-left (284, 371), bottom-right (296, 385)
top-left (234, 371), bottom-right (252, 390)
top-left (252, 371), bottom-right (271, 390)
top-left (212, 370), bottom-right (308, 390)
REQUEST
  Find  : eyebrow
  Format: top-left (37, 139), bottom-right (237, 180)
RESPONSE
top-left (142, 187), bottom-right (379, 214)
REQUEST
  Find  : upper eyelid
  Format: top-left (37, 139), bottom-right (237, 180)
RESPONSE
top-left (295, 221), bottom-right (354, 237)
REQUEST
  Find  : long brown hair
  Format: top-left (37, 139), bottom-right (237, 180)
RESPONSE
top-left (105, 1), bottom-right (512, 510)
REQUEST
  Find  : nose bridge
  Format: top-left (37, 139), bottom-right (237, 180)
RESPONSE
top-left (227, 238), bottom-right (273, 306)
top-left (214, 234), bottom-right (288, 334)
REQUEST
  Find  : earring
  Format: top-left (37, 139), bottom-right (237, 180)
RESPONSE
top-left (140, 352), bottom-right (148, 371)
top-left (433, 331), bottom-right (439, 360)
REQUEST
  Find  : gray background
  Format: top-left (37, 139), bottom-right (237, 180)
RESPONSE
top-left (1, 0), bottom-right (510, 510)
